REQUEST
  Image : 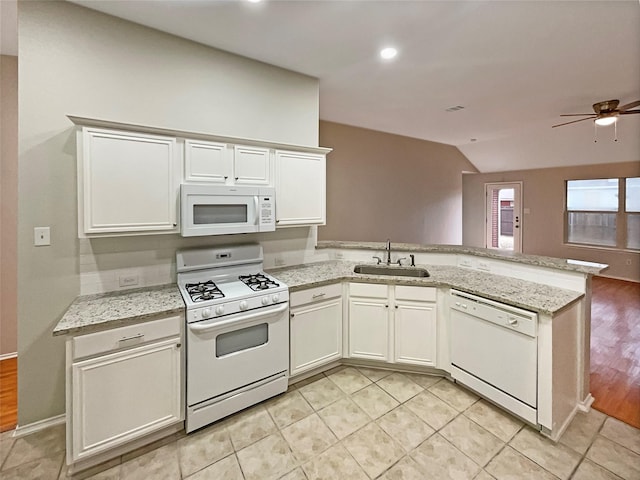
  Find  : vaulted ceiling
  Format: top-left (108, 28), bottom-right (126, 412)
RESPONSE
top-left (13, 1), bottom-right (640, 172)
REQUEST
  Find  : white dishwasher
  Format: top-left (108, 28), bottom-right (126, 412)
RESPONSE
top-left (449, 289), bottom-right (538, 424)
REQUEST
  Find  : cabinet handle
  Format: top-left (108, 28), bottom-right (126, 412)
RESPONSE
top-left (235, 177), bottom-right (239, 180)
top-left (312, 293), bottom-right (326, 299)
top-left (176, 343), bottom-right (182, 349)
top-left (385, 304), bottom-right (389, 308)
top-left (290, 313), bottom-right (295, 318)
top-left (173, 223), bottom-right (177, 227)
top-left (395, 305), bottom-right (398, 309)
top-left (118, 333), bottom-right (144, 343)
top-left (224, 176), bottom-right (228, 179)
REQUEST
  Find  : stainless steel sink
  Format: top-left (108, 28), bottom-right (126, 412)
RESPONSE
top-left (353, 264), bottom-right (430, 277)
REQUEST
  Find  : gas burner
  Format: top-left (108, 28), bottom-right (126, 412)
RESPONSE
top-left (239, 273), bottom-right (280, 292)
top-left (185, 280), bottom-right (224, 303)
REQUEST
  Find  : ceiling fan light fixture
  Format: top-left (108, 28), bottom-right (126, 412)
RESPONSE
top-left (594, 116), bottom-right (617, 126)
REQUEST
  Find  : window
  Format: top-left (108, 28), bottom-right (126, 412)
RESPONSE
top-left (626, 177), bottom-right (640, 250)
top-left (566, 177), bottom-right (639, 250)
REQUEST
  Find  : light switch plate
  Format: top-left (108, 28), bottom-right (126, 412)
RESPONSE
top-left (34, 227), bottom-right (51, 246)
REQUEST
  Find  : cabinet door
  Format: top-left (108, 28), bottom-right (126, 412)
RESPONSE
top-left (184, 140), bottom-right (230, 184)
top-left (233, 146), bottom-right (271, 185)
top-left (81, 128), bottom-right (179, 235)
top-left (394, 300), bottom-right (437, 366)
top-left (275, 150), bottom-right (326, 226)
top-left (290, 298), bottom-right (343, 376)
top-left (348, 297), bottom-right (390, 361)
top-left (71, 337), bottom-right (182, 461)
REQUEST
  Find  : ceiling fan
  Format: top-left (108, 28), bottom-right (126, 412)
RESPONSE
top-left (552, 99), bottom-right (640, 128)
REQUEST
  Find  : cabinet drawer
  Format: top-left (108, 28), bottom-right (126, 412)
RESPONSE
top-left (73, 315), bottom-right (182, 360)
top-left (395, 286), bottom-right (436, 302)
top-left (291, 283), bottom-right (342, 307)
top-left (349, 283), bottom-right (388, 298)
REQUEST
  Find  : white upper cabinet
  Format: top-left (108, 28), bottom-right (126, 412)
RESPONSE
top-left (233, 145), bottom-right (271, 185)
top-left (184, 140), bottom-right (230, 184)
top-left (184, 140), bottom-right (271, 186)
top-left (275, 150), bottom-right (326, 226)
top-left (78, 127), bottom-right (180, 236)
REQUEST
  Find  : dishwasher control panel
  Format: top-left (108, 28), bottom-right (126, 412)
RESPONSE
top-left (450, 290), bottom-right (537, 337)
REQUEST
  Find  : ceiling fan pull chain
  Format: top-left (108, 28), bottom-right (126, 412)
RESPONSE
top-left (593, 123), bottom-right (598, 143)
top-left (614, 121), bottom-right (618, 142)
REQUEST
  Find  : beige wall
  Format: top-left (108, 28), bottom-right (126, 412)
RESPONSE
top-left (1, 55), bottom-right (18, 356)
top-left (318, 121), bottom-right (477, 244)
top-left (463, 161), bottom-right (640, 282)
top-left (18, 1), bottom-right (319, 426)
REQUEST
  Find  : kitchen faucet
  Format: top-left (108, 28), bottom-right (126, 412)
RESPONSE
top-left (386, 239), bottom-right (392, 265)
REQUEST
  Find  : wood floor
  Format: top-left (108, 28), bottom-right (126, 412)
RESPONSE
top-left (0, 276), bottom-right (637, 432)
top-left (0, 357), bottom-right (17, 432)
top-left (590, 275), bottom-right (640, 429)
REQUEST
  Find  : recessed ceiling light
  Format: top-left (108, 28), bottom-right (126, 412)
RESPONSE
top-left (247, 0), bottom-right (262, 3)
top-left (380, 47), bottom-right (398, 60)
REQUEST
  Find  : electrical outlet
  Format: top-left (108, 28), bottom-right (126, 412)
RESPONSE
top-left (477, 261), bottom-right (491, 271)
top-left (274, 257), bottom-right (285, 267)
top-left (626, 259), bottom-right (632, 266)
top-left (119, 275), bottom-right (139, 287)
top-left (34, 227), bottom-right (51, 246)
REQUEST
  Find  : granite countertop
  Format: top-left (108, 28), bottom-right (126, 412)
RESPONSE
top-left (53, 284), bottom-right (185, 336)
top-left (267, 260), bottom-right (584, 315)
top-left (54, 252), bottom-right (588, 336)
top-left (316, 240), bottom-right (608, 275)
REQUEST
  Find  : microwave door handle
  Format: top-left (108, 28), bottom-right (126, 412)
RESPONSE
top-left (188, 303), bottom-right (289, 333)
top-left (254, 196), bottom-right (259, 225)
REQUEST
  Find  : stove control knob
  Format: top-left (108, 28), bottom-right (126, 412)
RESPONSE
top-left (271, 294), bottom-right (280, 303)
top-left (215, 305), bottom-right (225, 316)
top-left (239, 300), bottom-right (248, 311)
top-left (262, 297), bottom-right (269, 306)
top-left (201, 308), bottom-right (211, 319)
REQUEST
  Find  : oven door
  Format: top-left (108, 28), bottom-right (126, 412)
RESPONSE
top-left (186, 302), bottom-right (289, 407)
top-left (181, 184), bottom-right (260, 236)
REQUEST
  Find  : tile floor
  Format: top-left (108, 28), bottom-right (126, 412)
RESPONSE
top-left (1, 366), bottom-right (639, 480)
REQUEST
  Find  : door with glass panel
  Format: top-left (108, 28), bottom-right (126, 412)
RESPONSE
top-left (485, 183), bottom-right (522, 253)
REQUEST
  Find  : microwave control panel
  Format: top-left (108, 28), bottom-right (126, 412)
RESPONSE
top-left (260, 196), bottom-right (275, 227)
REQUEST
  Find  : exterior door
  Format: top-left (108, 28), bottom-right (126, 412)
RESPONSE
top-left (485, 182), bottom-right (522, 253)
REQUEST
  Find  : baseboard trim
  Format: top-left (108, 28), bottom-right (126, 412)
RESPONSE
top-left (0, 352), bottom-right (17, 361)
top-left (578, 393), bottom-right (595, 412)
top-left (14, 414), bottom-right (66, 438)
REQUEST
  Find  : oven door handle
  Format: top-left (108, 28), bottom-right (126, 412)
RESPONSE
top-left (188, 302), bottom-right (289, 333)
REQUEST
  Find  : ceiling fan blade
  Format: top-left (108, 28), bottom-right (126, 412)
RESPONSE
top-left (618, 100), bottom-right (640, 112)
top-left (619, 110), bottom-right (640, 115)
top-left (552, 117), bottom-right (595, 128)
top-left (560, 114), bottom-right (596, 117)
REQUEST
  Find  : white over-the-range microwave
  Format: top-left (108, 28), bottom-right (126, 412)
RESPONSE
top-left (180, 184), bottom-right (275, 236)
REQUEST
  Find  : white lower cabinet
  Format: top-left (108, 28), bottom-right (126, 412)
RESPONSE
top-left (394, 286), bottom-right (437, 367)
top-left (290, 284), bottom-right (342, 376)
top-left (67, 315), bottom-right (183, 463)
top-left (348, 289), bottom-right (390, 362)
top-left (348, 283), bottom-right (437, 366)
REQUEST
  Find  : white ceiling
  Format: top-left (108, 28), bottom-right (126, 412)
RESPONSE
top-left (26, 2), bottom-right (640, 171)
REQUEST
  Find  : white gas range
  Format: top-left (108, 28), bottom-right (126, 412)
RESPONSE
top-left (176, 244), bottom-right (289, 433)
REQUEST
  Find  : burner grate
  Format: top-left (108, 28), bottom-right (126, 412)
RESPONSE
top-left (239, 273), bottom-right (280, 292)
top-left (185, 280), bottom-right (224, 303)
